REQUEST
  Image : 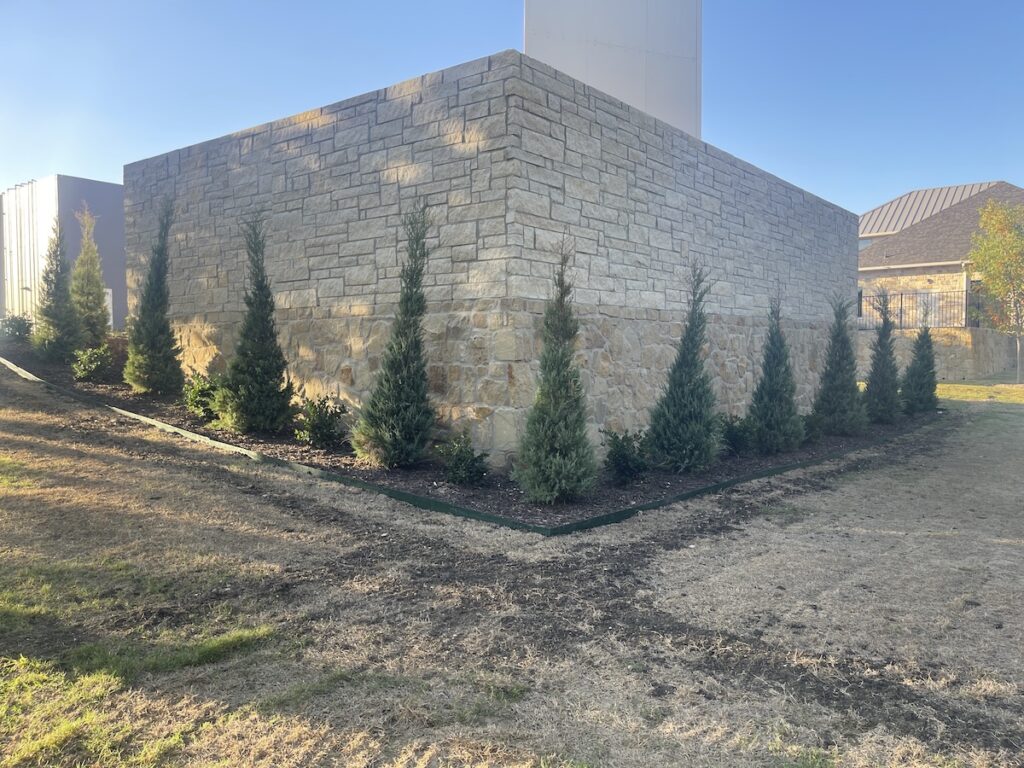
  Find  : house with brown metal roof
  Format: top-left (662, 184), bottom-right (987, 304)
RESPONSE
top-left (855, 181), bottom-right (1022, 380)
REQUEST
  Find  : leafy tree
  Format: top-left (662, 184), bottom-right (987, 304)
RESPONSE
top-left (902, 326), bottom-right (938, 415)
top-left (864, 290), bottom-right (901, 424)
top-left (747, 298), bottom-right (804, 454)
top-left (969, 199), bottom-right (1024, 383)
top-left (646, 262), bottom-right (719, 471)
top-left (513, 236), bottom-right (596, 502)
top-left (70, 205), bottom-right (110, 349)
top-left (352, 205), bottom-right (435, 467)
top-left (124, 200), bottom-right (184, 394)
top-left (214, 214), bottom-right (295, 433)
top-left (811, 296), bottom-right (866, 435)
top-left (32, 221), bottom-right (81, 360)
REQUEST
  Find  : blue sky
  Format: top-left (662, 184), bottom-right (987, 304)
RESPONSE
top-left (2, 1), bottom-right (1021, 214)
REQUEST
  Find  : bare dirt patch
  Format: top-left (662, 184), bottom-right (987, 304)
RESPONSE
top-left (2, 365), bottom-right (1023, 766)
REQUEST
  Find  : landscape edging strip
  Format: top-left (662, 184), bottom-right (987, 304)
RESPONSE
top-left (1, 354), bottom-right (890, 536)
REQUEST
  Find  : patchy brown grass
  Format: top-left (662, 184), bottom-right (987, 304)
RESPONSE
top-left (1, 369), bottom-right (1022, 766)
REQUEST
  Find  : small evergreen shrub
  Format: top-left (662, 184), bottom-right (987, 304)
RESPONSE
top-left (437, 431), bottom-right (489, 487)
top-left (72, 344), bottom-right (114, 382)
top-left (124, 199), bottom-right (184, 395)
top-left (747, 299), bottom-right (804, 455)
top-left (801, 412), bottom-right (823, 445)
top-left (646, 262), bottom-right (720, 472)
top-left (33, 221), bottom-right (81, 362)
top-left (720, 415), bottom-right (752, 457)
top-left (513, 236), bottom-right (597, 503)
top-left (295, 397), bottom-right (348, 449)
top-left (864, 291), bottom-right (901, 424)
top-left (0, 315), bottom-right (32, 341)
top-left (352, 205), bottom-right (435, 467)
top-left (71, 206), bottom-right (110, 350)
top-left (902, 326), bottom-right (939, 415)
top-left (601, 429), bottom-right (648, 486)
top-left (811, 296), bottom-right (867, 436)
top-left (215, 215), bottom-right (296, 434)
top-left (183, 373), bottom-right (224, 420)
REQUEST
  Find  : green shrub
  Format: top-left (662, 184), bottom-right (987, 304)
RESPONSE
top-left (864, 290), bottom-right (901, 424)
top-left (646, 262), bottom-right (720, 472)
top-left (0, 314), bottom-right (32, 341)
top-left (352, 205), bottom-right (435, 467)
top-left (70, 206), bottom-right (110, 349)
top-left (601, 429), bottom-right (648, 486)
top-left (811, 296), bottom-right (867, 436)
top-left (747, 299), bottom-right (804, 455)
top-left (32, 221), bottom-right (81, 362)
top-left (437, 431), bottom-right (489, 487)
top-left (215, 215), bottom-right (296, 434)
top-left (801, 412), bottom-right (823, 445)
top-left (182, 373), bottom-right (223, 420)
top-left (513, 237), bottom-right (596, 503)
top-left (72, 344), bottom-right (114, 382)
top-left (124, 199), bottom-right (184, 395)
top-left (295, 397), bottom-right (348, 449)
top-left (902, 326), bottom-right (938, 415)
top-left (720, 415), bottom-right (752, 457)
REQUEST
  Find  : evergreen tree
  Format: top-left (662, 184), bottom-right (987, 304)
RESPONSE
top-left (901, 325), bottom-right (938, 415)
top-left (32, 221), bottom-right (81, 361)
top-left (811, 296), bottom-right (867, 435)
top-left (513, 236), bottom-right (596, 502)
top-left (124, 200), bottom-right (184, 394)
top-left (70, 205), bottom-right (110, 349)
top-left (646, 262), bottom-right (720, 471)
top-left (352, 205), bottom-right (435, 467)
top-left (864, 290), bottom-right (901, 424)
top-left (747, 298), bottom-right (804, 454)
top-left (215, 215), bottom-right (295, 433)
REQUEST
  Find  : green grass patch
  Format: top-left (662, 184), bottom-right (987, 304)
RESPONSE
top-left (937, 381), bottom-right (1024, 404)
top-left (67, 626), bottom-right (273, 681)
top-left (0, 456), bottom-right (32, 488)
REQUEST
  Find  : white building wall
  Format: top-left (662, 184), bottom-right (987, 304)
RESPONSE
top-left (524, 0), bottom-right (701, 138)
top-left (1, 176), bottom-right (58, 319)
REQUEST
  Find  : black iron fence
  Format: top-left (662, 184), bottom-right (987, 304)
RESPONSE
top-left (857, 290), bottom-right (990, 330)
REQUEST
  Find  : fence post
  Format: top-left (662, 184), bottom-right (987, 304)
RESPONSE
top-left (899, 293), bottom-right (904, 329)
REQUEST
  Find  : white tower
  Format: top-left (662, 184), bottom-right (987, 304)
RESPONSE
top-left (524, 0), bottom-right (702, 138)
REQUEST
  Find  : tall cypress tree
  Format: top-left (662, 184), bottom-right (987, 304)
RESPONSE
top-left (124, 200), bottom-right (184, 394)
top-left (646, 262), bottom-right (720, 472)
top-left (32, 221), bottom-right (81, 361)
top-left (513, 236), bottom-right (596, 503)
top-left (811, 296), bottom-right (866, 435)
top-left (864, 290), bottom-right (901, 424)
top-left (215, 215), bottom-right (295, 433)
top-left (901, 325), bottom-right (938, 415)
top-left (70, 205), bottom-right (110, 349)
top-left (352, 205), bottom-right (435, 467)
top-left (748, 298), bottom-right (804, 454)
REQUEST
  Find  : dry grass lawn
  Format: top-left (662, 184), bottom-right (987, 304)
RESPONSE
top-left (1, 368), bottom-right (1022, 767)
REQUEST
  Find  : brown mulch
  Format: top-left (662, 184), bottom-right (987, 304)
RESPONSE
top-left (1, 342), bottom-right (945, 530)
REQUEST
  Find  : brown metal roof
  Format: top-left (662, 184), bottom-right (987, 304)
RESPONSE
top-left (859, 181), bottom-right (1001, 237)
top-left (858, 182), bottom-right (1024, 269)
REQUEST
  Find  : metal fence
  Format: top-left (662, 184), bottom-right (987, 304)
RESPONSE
top-left (857, 290), bottom-right (989, 330)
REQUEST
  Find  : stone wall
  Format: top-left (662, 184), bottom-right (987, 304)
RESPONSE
top-left (857, 327), bottom-right (1015, 382)
top-left (124, 50), bottom-right (857, 464)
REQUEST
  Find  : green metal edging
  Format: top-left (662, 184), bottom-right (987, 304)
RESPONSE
top-left (1, 354), bottom-right (894, 536)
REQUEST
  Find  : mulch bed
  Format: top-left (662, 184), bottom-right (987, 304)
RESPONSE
top-left (1, 342), bottom-right (942, 530)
